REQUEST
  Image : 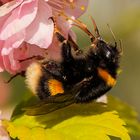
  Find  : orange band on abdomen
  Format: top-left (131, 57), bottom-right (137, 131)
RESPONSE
top-left (48, 79), bottom-right (64, 96)
top-left (98, 68), bottom-right (116, 87)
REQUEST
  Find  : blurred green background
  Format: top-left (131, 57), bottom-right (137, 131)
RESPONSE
top-left (1, 0), bottom-right (140, 139)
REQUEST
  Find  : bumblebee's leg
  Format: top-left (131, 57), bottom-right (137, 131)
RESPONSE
top-left (5, 71), bottom-right (25, 83)
top-left (56, 32), bottom-right (86, 85)
top-left (19, 55), bottom-right (44, 63)
top-left (56, 32), bottom-right (73, 61)
top-left (56, 32), bottom-right (85, 61)
top-left (56, 32), bottom-right (66, 42)
top-left (75, 77), bottom-right (111, 103)
top-left (6, 56), bottom-right (44, 83)
top-left (61, 40), bottom-right (74, 62)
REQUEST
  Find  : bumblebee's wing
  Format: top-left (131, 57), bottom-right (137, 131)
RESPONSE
top-left (24, 98), bottom-right (75, 116)
top-left (23, 83), bottom-right (82, 116)
top-left (23, 78), bottom-right (92, 116)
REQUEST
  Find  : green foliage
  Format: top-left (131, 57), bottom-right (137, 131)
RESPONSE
top-left (4, 111), bottom-right (130, 140)
top-left (107, 96), bottom-right (140, 137)
top-left (3, 95), bottom-right (140, 140)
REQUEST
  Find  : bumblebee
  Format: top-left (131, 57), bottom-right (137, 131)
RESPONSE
top-left (21, 17), bottom-right (121, 115)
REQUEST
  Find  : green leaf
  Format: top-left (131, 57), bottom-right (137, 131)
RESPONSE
top-left (4, 95), bottom-right (140, 140)
top-left (52, 111), bottom-right (130, 140)
top-left (107, 96), bottom-right (140, 137)
top-left (23, 95), bottom-right (140, 137)
top-left (4, 111), bottom-right (130, 140)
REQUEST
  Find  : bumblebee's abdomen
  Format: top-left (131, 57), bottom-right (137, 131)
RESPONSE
top-left (26, 62), bottom-right (43, 95)
top-left (26, 62), bottom-right (64, 100)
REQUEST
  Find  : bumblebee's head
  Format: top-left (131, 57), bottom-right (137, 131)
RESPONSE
top-left (97, 40), bottom-right (119, 62)
top-left (95, 39), bottom-right (120, 76)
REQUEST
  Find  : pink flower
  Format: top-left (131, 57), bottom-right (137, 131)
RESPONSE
top-left (0, 0), bottom-right (11, 6)
top-left (0, 0), bottom-right (89, 74)
top-left (0, 110), bottom-right (11, 140)
top-left (0, 125), bottom-right (10, 140)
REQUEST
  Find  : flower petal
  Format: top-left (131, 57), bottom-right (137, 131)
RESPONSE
top-left (0, 0), bottom-right (23, 17)
top-left (25, 0), bottom-right (54, 49)
top-left (65, 0), bottom-right (89, 18)
top-left (47, 34), bottom-right (62, 61)
top-left (0, 0), bottom-right (38, 40)
top-left (0, 127), bottom-right (10, 140)
top-left (2, 53), bottom-right (20, 74)
top-left (0, 0), bottom-right (89, 74)
top-left (0, 40), bottom-right (4, 72)
top-left (1, 30), bottom-right (25, 55)
top-left (56, 16), bottom-right (72, 38)
top-left (0, 68), bottom-right (3, 72)
top-left (0, 1), bottom-right (23, 39)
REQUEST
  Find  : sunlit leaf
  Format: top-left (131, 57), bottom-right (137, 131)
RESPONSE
top-left (4, 95), bottom-right (140, 140)
top-left (52, 111), bottom-right (130, 140)
top-left (4, 111), bottom-right (130, 140)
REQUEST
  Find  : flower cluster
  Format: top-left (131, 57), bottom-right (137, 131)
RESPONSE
top-left (0, 0), bottom-right (88, 74)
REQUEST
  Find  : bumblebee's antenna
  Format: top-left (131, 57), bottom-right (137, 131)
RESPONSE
top-left (89, 16), bottom-right (100, 38)
top-left (107, 24), bottom-right (117, 46)
top-left (119, 39), bottom-right (123, 55)
top-left (107, 24), bottom-right (123, 54)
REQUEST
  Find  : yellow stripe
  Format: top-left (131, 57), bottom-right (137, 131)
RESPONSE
top-left (98, 68), bottom-right (116, 87)
top-left (48, 79), bottom-right (64, 96)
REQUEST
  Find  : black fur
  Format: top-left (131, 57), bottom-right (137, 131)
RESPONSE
top-left (56, 33), bottom-right (120, 103)
top-left (35, 32), bottom-right (120, 103)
